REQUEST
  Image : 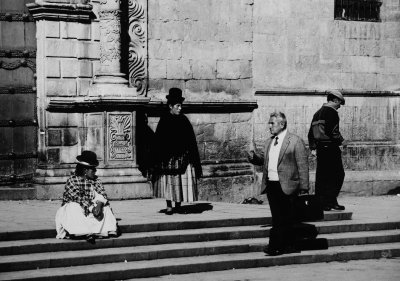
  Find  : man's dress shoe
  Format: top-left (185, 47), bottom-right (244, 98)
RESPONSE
top-left (330, 204), bottom-right (345, 211)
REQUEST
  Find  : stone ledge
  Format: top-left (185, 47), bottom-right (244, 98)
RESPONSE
top-left (47, 97), bottom-right (258, 114)
top-left (27, 2), bottom-right (95, 23)
top-left (255, 89), bottom-right (400, 97)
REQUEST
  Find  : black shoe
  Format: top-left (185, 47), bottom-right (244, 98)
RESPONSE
top-left (330, 204), bottom-right (345, 211)
top-left (86, 235), bottom-right (96, 244)
top-left (165, 207), bottom-right (173, 215)
top-left (323, 205), bottom-right (332, 211)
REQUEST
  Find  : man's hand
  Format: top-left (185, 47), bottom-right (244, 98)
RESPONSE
top-left (247, 150), bottom-right (256, 162)
top-left (310, 149), bottom-right (317, 157)
top-left (92, 202), bottom-right (104, 221)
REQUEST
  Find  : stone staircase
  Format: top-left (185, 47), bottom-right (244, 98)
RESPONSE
top-left (0, 211), bottom-right (400, 281)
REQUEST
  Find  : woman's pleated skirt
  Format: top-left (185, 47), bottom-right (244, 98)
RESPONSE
top-left (153, 164), bottom-right (198, 202)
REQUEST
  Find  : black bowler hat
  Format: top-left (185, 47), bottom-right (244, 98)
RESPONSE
top-left (76, 150), bottom-right (99, 167)
top-left (166, 88), bottom-right (185, 105)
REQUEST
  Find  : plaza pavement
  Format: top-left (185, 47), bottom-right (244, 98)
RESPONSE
top-left (1, 195), bottom-right (399, 235)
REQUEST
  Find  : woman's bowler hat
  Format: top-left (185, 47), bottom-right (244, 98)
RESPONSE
top-left (166, 88), bottom-right (185, 105)
top-left (76, 150), bottom-right (99, 167)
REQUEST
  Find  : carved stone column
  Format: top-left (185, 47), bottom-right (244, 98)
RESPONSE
top-left (93, 0), bottom-right (128, 86)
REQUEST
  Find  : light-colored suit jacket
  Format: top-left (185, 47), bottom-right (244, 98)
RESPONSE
top-left (251, 132), bottom-right (309, 195)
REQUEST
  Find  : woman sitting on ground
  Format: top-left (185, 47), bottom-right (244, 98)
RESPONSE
top-left (55, 150), bottom-right (118, 242)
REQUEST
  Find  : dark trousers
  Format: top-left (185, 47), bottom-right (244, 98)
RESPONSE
top-left (315, 145), bottom-right (345, 206)
top-left (266, 181), bottom-right (296, 251)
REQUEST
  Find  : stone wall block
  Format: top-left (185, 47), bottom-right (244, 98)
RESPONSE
top-left (60, 22), bottom-right (78, 39)
top-left (185, 80), bottom-right (210, 94)
top-left (166, 60), bottom-right (192, 79)
top-left (191, 60), bottom-right (216, 79)
top-left (47, 129), bottom-right (62, 146)
top-left (149, 40), bottom-right (182, 60)
top-left (219, 42), bottom-right (253, 60)
top-left (209, 79), bottom-right (231, 94)
top-left (47, 112), bottom-right (81, 127)
top-left (159, 0), bottom-right (179, 20)
top-left (47, 148), bottom-right (60, 164)
top-left (182, 41), bottom-right (219, 60)
top-left (92, 21), bottom-right (100, 41)
top-left (229, 79), bottom-right (253, 97)
top-left (231, 112), bottom-right (252, 123)
top-left (59, 146), bottom-right (79, 164)
top-left (46, 39), bottom-right (77, 58)
top-left (185, 21), bottom-right (216, 41)
top-left (77, 41), bottom-right (100, 59)
top-left (45, 21), bottom-right (60, 38)
top-left (45, 58), bottom-right (61, 78)
top-left (385, 57), bottom-right (400, 73)
top-left (77, 78), bottom-right (92, 96)
top-left (61, 59), bottom-right (78, 78)
top-left (216, 60), bottom-right (242, 79)
top-left (149, 59), bottom-right (167, 78)
top-left (160, 21), bottom-right (184, 40)
top-left (47, 79), bottom-right (77, 96)
top-left (79, 60), bottom-right (93, 77)
top-left (62, 128), bottom-right (78, 146)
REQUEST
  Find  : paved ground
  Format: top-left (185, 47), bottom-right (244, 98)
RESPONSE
top-left (131, 258), bottom-right (400, 281)
top-left (1, 195), bottom-right (399, 280)
top-left (1, 195), bottom-right (400, 233)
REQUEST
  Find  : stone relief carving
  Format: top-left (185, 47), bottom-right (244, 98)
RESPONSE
top-left (99, 10), bottom-right (121, 66)
top-left (109, 113), bottom-right (133, 160)
top-left (128, 0), bottom-right (147, 96)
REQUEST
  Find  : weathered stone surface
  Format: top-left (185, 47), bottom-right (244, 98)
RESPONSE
top-left (46, 39), bottom-right (77, 58)
top-left (47, 79), bottom-right (77, 96)
top-left (62, 128), bottom-right (78, 146)
top-left (45, 21), bottom-right (60, 38)
top-left (191, 60), bottom-right (216, 79)
top-left (47, 113), bottom-right (81, 127)
top-left (166, 60), bottom-right (192, 79)
top-left (77, 41), bottom-right (99, 59)
top-left (61, 59), bottom-right (78, 78)
top-left (45, 58), bottom-right (60, 78)
top-left (47, 130), bottom-right (62, 146)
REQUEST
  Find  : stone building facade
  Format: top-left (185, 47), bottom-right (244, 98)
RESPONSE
top-left (1, 0), bottom-right (399, 200)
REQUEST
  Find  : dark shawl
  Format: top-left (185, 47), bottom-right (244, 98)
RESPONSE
top-left (154, 112), bottom-right (202, 178)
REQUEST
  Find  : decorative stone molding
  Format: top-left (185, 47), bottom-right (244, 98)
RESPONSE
top-left (0, 49), bottom-right (36, 58)
top-left (0, 59), bottom-right (36, 72)
top-left (47, 96), bottom-right (151, 112)
top-left (26, 2), bottom-right (95, 22)
top-left (108, 113), bottom-right (134, 161)
top-left (128, 0), bottom-right (147, 96)
top-left (0, 12), bottom-right (34, 22)
top-left (46, 97), bottom-right (257, 113)
top-left (255, 89), bottom-right (400, 97)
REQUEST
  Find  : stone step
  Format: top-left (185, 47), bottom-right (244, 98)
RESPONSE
top-left (1, 219), bottom-right (399, 256)
top-left (1, 242), bottom-right (400, 281)
top-left (1, 229), bottom-right (399, 272)
top-left (0, 211), bottom-right (353, 241)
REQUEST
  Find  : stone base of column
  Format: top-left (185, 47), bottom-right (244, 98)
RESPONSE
top-left (88, 84), bottom-right (137, 97)
top-left (93, 72), bottom-right (129, 85)
top-left (34, 167), bottom-right (152, 200)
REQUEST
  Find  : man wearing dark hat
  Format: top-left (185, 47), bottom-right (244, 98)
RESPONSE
top-left (55, 151), bottom-right (118, 242)
top-left (308, 90), bottom-right (346, 211)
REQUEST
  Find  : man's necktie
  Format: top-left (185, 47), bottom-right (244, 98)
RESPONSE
top-left (274, 136), bottom-right (279, 146)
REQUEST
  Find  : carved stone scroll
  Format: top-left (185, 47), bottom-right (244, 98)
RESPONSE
top-left (128, 0), bottom-right (148, 96)
top-left (108, 113), bottom-right (133, 160)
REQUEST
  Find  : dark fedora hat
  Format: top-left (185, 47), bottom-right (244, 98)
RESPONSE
top-left (76, 150), bottom-right (99, 167)
top-left (166, 87), bottom-right (185, 104)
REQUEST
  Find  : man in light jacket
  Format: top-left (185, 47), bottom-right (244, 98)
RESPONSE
top-left (248, 111), bottom-right (309, 256)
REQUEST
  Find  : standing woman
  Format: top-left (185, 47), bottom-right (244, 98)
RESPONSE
top-left (153, 88), bottom-right (203, 215)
